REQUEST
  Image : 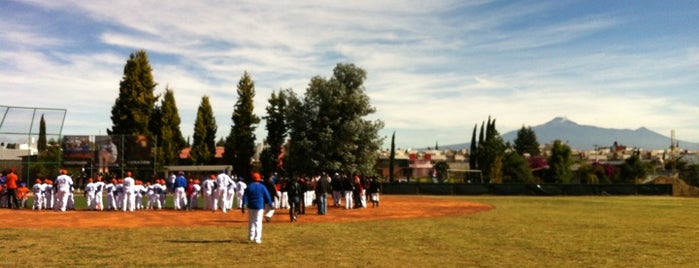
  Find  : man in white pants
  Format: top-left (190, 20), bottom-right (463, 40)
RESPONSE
top-left (93, 175), bottom-right (106, 211)
top-left (54, 169), bottom-right (74, 212)
top-left (173, 171), bottom-right (188, 210)
top-left (84, 178), bottom-right (97, 210)
top-left (122, 171), bottom-right (136, 212)
top-left (201, 175), bottom-right (216, 210)
top-left (225, 175), bottom-right (237, 211)
top-left (214, 170), bottom-right (232, 213)
top-left (32, 178), bottom-right (45, 210)
top-left (235, 177), bottom-right (247, 209)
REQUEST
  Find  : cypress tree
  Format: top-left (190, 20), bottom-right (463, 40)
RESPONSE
top-left (156, 87), bottom-right (186, 166)
top-left (389, 131), bottom-right (395, 182)
top-left (469, 124), bottom-right (478, 169)
top-left (224, 72), bottom-right (260, 178)
top-left (260, 90), bottom-right (288, 177)
top-left (38, 114), bottom-right (47, 153)
top-left (108, 49), bottom-right (158, 137)
top-left (191, 96), bottom-right (217, 165)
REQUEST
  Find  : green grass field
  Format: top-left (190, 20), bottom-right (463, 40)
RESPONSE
top-left (2, 195), bottom-right (697, 267)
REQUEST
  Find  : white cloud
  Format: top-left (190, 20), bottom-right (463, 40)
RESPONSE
top-left (3, 0), bottom-right (698, 149)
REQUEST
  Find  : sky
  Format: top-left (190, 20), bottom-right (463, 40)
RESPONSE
top-left (1, 0), bottom-right (698, 150)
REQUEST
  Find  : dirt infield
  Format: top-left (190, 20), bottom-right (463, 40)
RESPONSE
top-left (1, 196), bottom-right (493, 229)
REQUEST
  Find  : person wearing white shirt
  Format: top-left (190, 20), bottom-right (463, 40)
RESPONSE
top-left (122, 171), bottom-right (136, 212)
top-left (54, 169), bottom-right (74, 212)
top-left (84, 178), bottom-right (97, 210)
top-left (214, 171), bottom-right (232, 213)
top-left (32, 178), bottom-right (46, 210)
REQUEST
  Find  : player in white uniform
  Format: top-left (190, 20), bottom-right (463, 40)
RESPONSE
top-left (134, 180), bottom-right (145, 210)
top-left (115, 179), bottom-right (125, 210)
top-left (54, 169), bottom-right (74, 212)
top-left (43, 179), bottom-right (54, 210)
top-left (93, 175), bottom-right (106, 211)
top-left (158, 179), bottom-right (167, 209)
top-left (189, 179), bottom-right (201, 209)
top-left (84, 178), bottom-right (97, 210)
top-left (201, 175), bottom-right (216, 211)
top-left (32, 178), bottom-right (46, 210)
top-left (214, 171), bottom-right (232, 213)
top-left (235, 177), bottom-right (247, 209)
top-left (122, 171), bottom-right (136, 212)
top-left (104, 178), bottom-right (117, 210)
top-left (225, 175), bottom-right (237, 211)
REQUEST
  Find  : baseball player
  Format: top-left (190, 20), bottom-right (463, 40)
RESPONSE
top-left (225, 175), bottom-right (237, 211)
top-left (201, 175), bottom-right (216, 210)
top-left (214, 170), bottom-right (232, 213)
top-left (115, 179), bottom-right (124, 210)
top-left (134, 180), bottom-right (146, 210)
top-left (122, 171), bottom-right (136, 212)
top-left (54, 169), bottom-right (74, 212)
top-left (32, 178), bottom-right (46, 210)
top-left (173, 172), bottom-right (188, 210)
top-left (189, 179), bottom-right (201, 210)
top-left (104, 178), bottom-right (117, 210)
top-left (235, 177), bottom-right (247, 209)
top-left (16, 182), bottom-right (30, 209)
top-left (43, 179), bottom-right (54, 210)
top-left (158, 179), bottom-right (167, 209)
top-left (84, 178), bottom-right (97, 210)
top-left (93, 175), bottom-right (106, 211)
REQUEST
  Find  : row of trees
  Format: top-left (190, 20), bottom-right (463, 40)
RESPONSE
top-left (106, 50), bottom-right (382, 179)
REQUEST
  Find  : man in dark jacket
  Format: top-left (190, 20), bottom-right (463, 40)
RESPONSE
top-left (315, 172), bottom-right (332, 215)
top-left (285, 177), bottom-right (301, 222)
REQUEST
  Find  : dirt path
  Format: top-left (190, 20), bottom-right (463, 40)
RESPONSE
top-left (0, 196), bottom-right (493, 229)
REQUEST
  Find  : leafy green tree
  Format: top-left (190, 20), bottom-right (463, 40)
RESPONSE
top-left (620, 151), bottom-right (652, 183)
top-left (433, 161), bottom-right (450, 183)
top-left (285, 63), bottom-right (384, 175)
top-left (108, 50), bottom-right (158, 138)
top-left (191, 96), bottom-right (217, 165)
top-left (514, 126), bottom-right (540, 156)
top-left (152, 87), bottom-right (186, 168)
top-left (224, 72), bottom-right (261, 178)
top-left (575, 163), bottom-right (600, 184)
top-left (259, 89), bottom-right (288, 177)
top-left (38, 114), bottom-right (47, 153)
top-left (547, 140), bottom-right (573, 183)
top-left (502, 151), bottom-right (535, 183)
top-left (679, 164), bottom-right (699, 187)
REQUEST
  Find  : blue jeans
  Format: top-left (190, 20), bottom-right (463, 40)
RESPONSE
top-left (317, 193), bottom-right (327, 215)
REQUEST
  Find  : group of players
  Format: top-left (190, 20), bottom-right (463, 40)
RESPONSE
top-left (3, 169), bottom-right (383, 223)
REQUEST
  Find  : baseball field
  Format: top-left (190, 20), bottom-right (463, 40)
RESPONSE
top-left (1, 195), bottom-right (697, 267)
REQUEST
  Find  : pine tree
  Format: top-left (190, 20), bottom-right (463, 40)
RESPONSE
top-left (191, 96), bottom-right (217, 165)
top-left (548, 140), bottom-right (573, 183)
top-left (108, 50), bottom-right (158, 137)
top-left (224, 72), bottom-right (260, 178)
top-left (155, 87), bottom-right (186, 166)
top-left (514, 126), bottom-right (540, 156)
top-left (260, 90), bottom-right (288, 177)
top-left (38, 114), bottom-right (47, 153)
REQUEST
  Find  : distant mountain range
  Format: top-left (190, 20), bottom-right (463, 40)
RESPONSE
top-left (439, 117), bottom-right (699, 151)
